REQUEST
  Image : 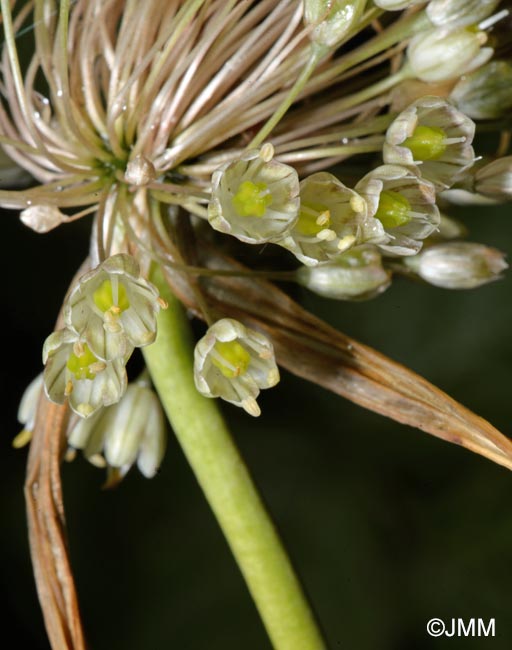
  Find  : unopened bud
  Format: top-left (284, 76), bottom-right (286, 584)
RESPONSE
top-left (296, 245), bottom-right (391, 300)
top-left (407, 27), bottom-right (493, 83)
top-left (474, 157), bottom-right (512, 201)
top-left (20, 204), bottom-right (66, 233)
top-left (304, 0), bottom-right (365, 48)
top-left (404, 242), bottom-right (507, 288)
top-left (374, 0), bottom-right (422, 10)
top-left (427, 0), bottom-right (501, 29)
top-left (450, 61), bottom-right (512, 120)
top-left (125, 154), bottom-right (156, 186)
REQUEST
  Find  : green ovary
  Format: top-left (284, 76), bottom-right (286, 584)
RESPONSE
top-left (296, 202), bottom-right (331, 236)
top-left (67, 344), bottom-right (99, 380)
top-left (232, 181), bottom-right (273, 217)
top-left (403, 125), bottom-right (447, 161)
top-left (375, 191), bottom-right (411, 229)
top-left (93, 278), bottom-right (130, 313)
top-left (212, 340), bottom-right (251, 379)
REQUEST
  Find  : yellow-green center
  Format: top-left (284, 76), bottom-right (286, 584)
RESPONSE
top-left (403, 125), bottom-right (447, 161)
top-left (375, 191), bottom-right (411, 229)
top-left (212, 340), bottom-right (251, 379)
top-left (93, 278), bottom-right (130, 313)
top-left (66, 343), bottom-right (99, 380)
top-left (232, 181), bottom-right (273, 217)
top-left (296, 202), bottom-right (331, 236)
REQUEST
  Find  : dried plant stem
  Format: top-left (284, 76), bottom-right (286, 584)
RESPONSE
top-left (143, 265), bottom-right (326, 650)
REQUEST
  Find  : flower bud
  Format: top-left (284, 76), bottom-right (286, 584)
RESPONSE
top-left (20, 204), bottom-right (66, 233)
top-left (426, 0), bottom-right (501, 29)
top-left (124, 154), bottom-right (156, 186)
top-left (374, 0), bottom-right (422, 10)
top-left (474, 157), bottom-right (512, 201)
top-left (383, 96), bottom-right (476, 190)
top-left (208, 144), bottom-right (300, 244)
top-left (296, 245), bottom-right (391, 300)
top-left (450, 61), bottom-right (512, 120)
top-left (407, 27), bottom-right (493, 83)
top-left (304, 0), bottom-right (365, 48)
top-left (194, 318), bottom-right (279, 417)
top-left (404, 242), bottom-right (508, 288)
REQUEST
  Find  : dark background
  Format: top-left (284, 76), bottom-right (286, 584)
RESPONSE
top-left (1, 198), bottom-right (512, 649)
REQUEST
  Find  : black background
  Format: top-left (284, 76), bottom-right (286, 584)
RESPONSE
top-left (1, 197), bottom-right (512, 649)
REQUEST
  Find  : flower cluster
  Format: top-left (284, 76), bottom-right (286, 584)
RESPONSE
top-left (43, 254), bottom-right (165, 418)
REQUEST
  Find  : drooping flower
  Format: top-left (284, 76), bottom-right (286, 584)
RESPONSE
top-left (65, 254), bottom-right (164, 361)
top-left (404, 242), bottom-right (508, 288)
top-left (43, 329), bottom-right (128, 418)
top-left (13, 374), bottom-right (44, 448)
top-left (275, 172), bottom-right (385, 266)
top-left (296, 245), bottom-right (391, 300)
top-left (383, 96), bottom-right (476, 190)
top-left (355, 165), bottom-right (440, 256)
top-left (67, 380), bottom-right (166, 479)
top-left (194, 318), bottom-right (279, 417)
top-left (207, 144), bottom-right (300, 244)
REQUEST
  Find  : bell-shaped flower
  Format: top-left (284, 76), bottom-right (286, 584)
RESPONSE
top-left (67, 381), bottom-right (166, 479)
top-left (355, 165), bottom-right (440, 256)
top-left (43, 328), bottom-right (128, 418)
top-left (404, 242), bottom-right (508, 288)
top-left (407, 26), bottom-right (493, 83)
top-left (296, 245), bottom-right (391, 300)
top-left (383, 96), bottom-right (476, 190)
top-left (207, 144), bottom-right (300, 244)
top-left (275, 172), bottom-right (386, 266)
top-left (194, 318), bottom-right (279, 417)
top-left (64, 254), bottom-right (163, 361)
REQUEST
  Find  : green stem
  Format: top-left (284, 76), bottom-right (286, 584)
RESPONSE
top-left (143, 265), bottom-right (327, 650)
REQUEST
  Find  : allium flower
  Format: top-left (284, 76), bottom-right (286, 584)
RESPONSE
top-left (404, 242), bottom-right (508, 288)
top-left (450, 61), bottom-right (512, 120)
top-left (474, 157), bottom-right (512, 202)
top-left (276, 172), bottom-right (383, 266)
top-left (374, 0), bottom-right (423, 10)
top-left (194, 319), bottom-right (279, 417)
top-left (208, 145), bottom-right (300, 244)
top-left (65, 254), bottom-right (163, 361)
top-left (355, 165), bottom-right (440, 256)
top-left (426, 0), bottom-right (501, 29)
top-left (383, 97), bottom-right (476, 190)
top-left (43, 329), bottom-right (128, 418)
top-left (304, 0), bottom-right (365, 48)
top-left (407, 27), bottom-right (493, 83)
top-left (67, 381), bottom-right (166, 479)
top-left (13, 374), bottom-right (44, 449)
top-left (296, 245), bottom-right (391, 300)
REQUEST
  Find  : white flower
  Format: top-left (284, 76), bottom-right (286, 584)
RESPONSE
top-left (194, 318), bottom-right (279, 417)
top-left (407, 27), bottom-right (493, 83)
top-left (65, 254), bottom-right (163, 361)
top-left (208, 144), bottom-right (300, 244)
top-left (404, 242), bottom-right (508, 288)
top-left (275, 172), bottom-right (385, 266)
top-left (426, 0), bottom-right (501, 29)
top-left (355, 165), bottom-right (440, 256)
top-left (383, 96), bottom-right (476, 190)
top-left (13, 374), bottom-right (44, 448)
top-left (304, 0), bottom-right (366, 48)
top-left (450, 61), bottom-right (512, 120)
top-left (296, 245), bottom-right (391, 300)
top-left (68, 381), bottom-right (166, 478)
top-left (43, 328), bottom-right (128, 418)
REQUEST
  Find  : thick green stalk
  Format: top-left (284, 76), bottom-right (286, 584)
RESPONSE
top-left (143, 266), bottom-right (326, 650)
